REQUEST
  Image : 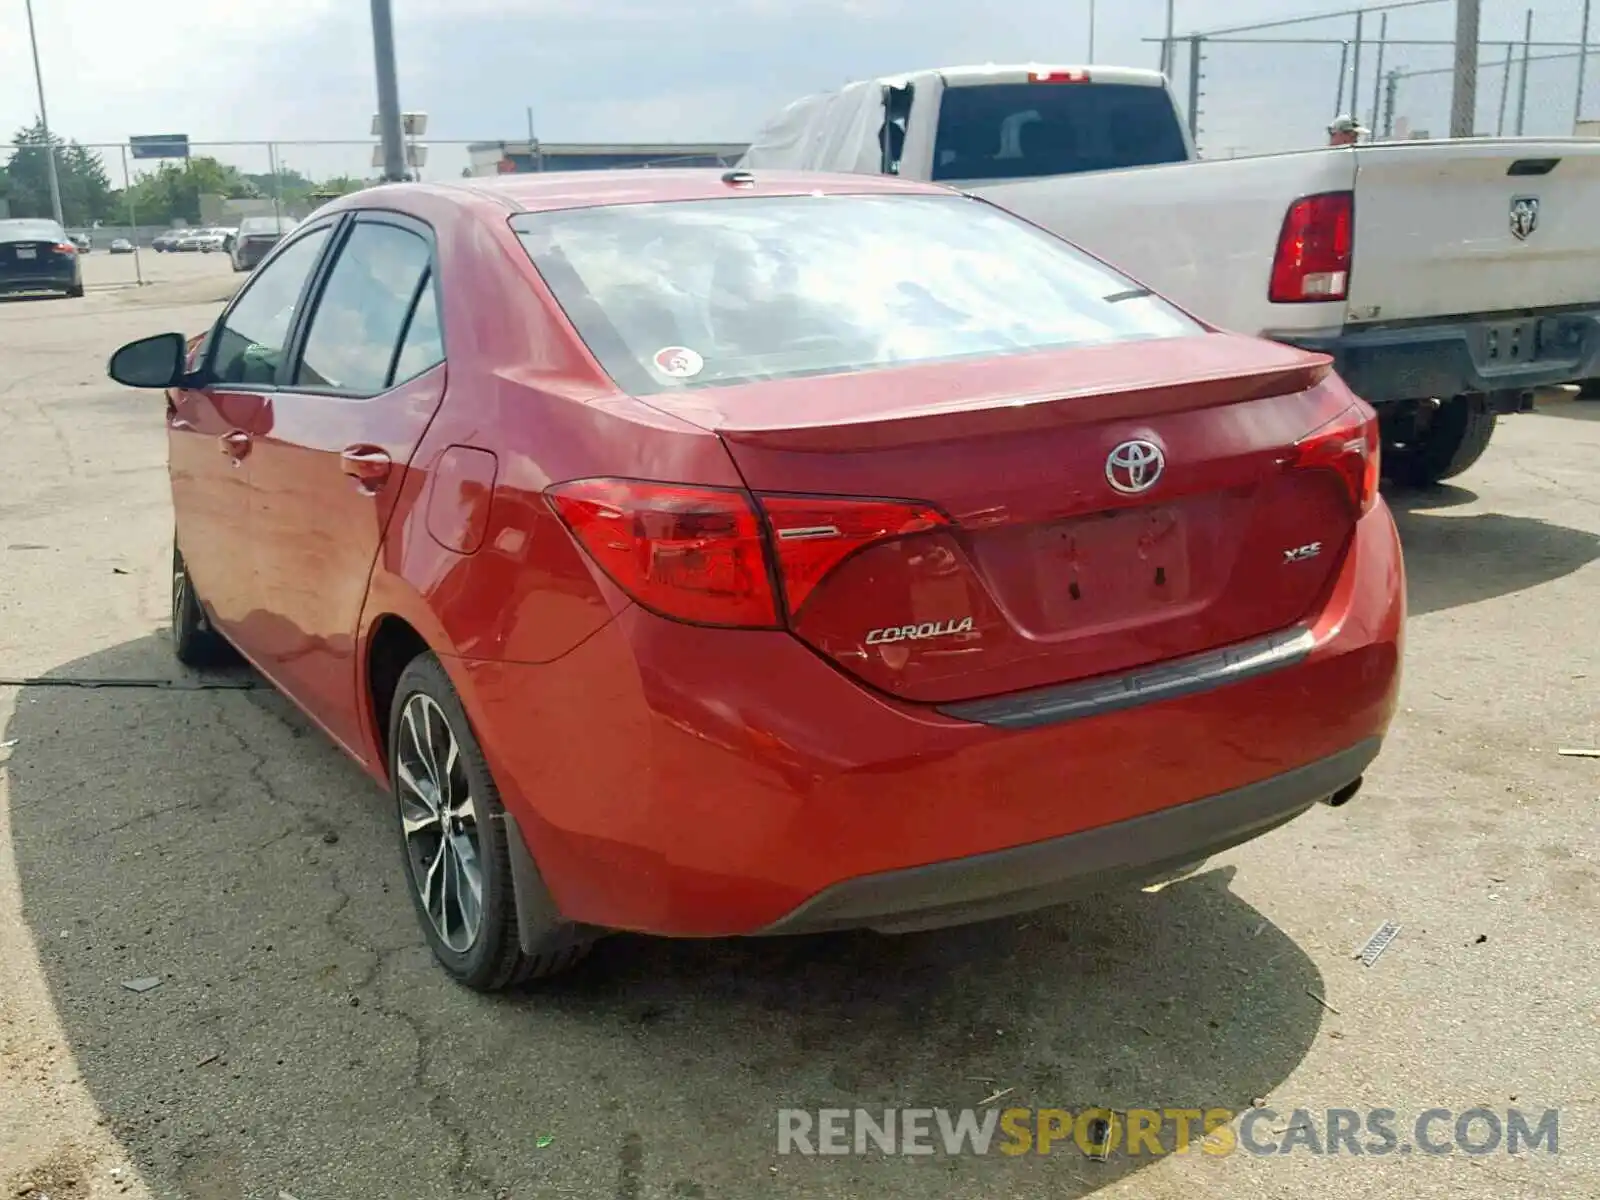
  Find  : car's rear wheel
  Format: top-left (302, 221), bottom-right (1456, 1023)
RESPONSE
top-left (171, 542), bottom-right (237, 667)
top-left (1383, 394), bottom-right (1496, 487)
top-left (389, 653), bottom-right (591, 990)
top-left (66, 283), bottom-right (84, 299)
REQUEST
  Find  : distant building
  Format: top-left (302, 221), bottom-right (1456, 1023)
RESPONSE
top-left (466, 141), bottom-right (749, 177)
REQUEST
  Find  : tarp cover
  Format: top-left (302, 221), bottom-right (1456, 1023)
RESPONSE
top-left (739, 80), bottom-right (887, 174)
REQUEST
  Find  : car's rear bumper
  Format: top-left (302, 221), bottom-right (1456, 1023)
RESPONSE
top-left (1277, 305), bottom-right (1600, 405)
top-left (0, 269), bottom-right (78, 294)
top-left (762, 737), bottom-right (1378, 934)
top-left (452, 501), bottom-right (1404, 938)
top-left (234, 243), bottom-right (274, 269)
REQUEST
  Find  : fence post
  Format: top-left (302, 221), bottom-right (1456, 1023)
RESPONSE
top-left (119, 143), bottom-right (144, 287)
top-left (267, 141), bottom-right (283, 225)
top-left (1498, 44), bottom-right (1514, 135)
top-left (1382, 69), bottom-right (1399, 139)
top-left (1369, 13), bottom-right (1389, 134)
top-left (1577, 0), bottom-right (1593, 132)
top-left (1187, 36), bottom-right (1202, 146)
top-left (1517, 9), bottom-right (1534, 135)
top-left (1351, 13), bottom-right (1365, 121)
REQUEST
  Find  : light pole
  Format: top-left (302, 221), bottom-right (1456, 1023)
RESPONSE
top-left (370, 0), bottom-right (407, 182)
top-left (23, 0), bottom-right (66, 226)
top-left (1449, 0), bottom-right (1482, 138)
top-left (1088, 0), bottom-right (1096, 62)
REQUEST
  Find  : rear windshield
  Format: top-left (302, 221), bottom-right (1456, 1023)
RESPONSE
top-left (931, 82), bottom-right (1189, 182)
top-left (511, 193), bottom-right (1199, 395)
top-left (0, 219), bottom-right (66, 245)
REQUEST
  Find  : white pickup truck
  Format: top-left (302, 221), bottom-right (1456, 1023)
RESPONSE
top-left (739, 64), bottom-right (1600, 484)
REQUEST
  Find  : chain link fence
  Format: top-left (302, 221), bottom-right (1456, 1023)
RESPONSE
top-left (1164, 0), bottom-right (1600, 156)
top-left (0, 137), bottom-right (745, 240)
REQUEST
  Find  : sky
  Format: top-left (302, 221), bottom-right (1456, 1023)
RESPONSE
top-left (2, 0), bottom-right (1595, 180)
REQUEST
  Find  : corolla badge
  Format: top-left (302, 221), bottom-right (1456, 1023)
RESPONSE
top-left (1105, 439), bottom-right (1165, 495)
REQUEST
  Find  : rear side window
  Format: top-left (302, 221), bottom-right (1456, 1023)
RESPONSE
top-left (295, 222), bottom-right (432, 394)
top-left (932, 82), bottom-right (1188, 182)
top-left (391, 273), bottom-right (444, 384)
top-left (512, 193), bottom-right (1199, 395)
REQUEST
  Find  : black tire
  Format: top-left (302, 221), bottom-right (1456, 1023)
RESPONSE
top-left (1384, 395), bottom-right (1497, 487)
top-left (1577, 379), bottom-right (1600, 400)
top-left (388, 653), bottom-right (591, 990)
top-left (66, 283), bottom-right (84, 299)
top-left (171, 542), bottom-right (237, 667)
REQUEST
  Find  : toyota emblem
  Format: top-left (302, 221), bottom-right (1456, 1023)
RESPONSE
top-left (1105, 439), bottom-right (1165, 494)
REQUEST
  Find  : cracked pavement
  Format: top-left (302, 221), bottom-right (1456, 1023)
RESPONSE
top-left (1, 253), bottom-right (1598, 1200)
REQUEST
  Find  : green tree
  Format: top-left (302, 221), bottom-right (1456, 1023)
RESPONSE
top-left (242, 166), bottom-right (313, 209)
top-left (120, 156), bottom-right (261, 225)
top-left (317, 175), bottom-right (367, 196)
top-left (6, 119), bottom-right (115, 226)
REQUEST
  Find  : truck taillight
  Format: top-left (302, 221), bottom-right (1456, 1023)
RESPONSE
top-left (1029, 70), bottom-right (1091, 83)
top-left (1269, 191), bottom-right (1353, 304)
top-left (547, 480), bottom-right (949, 628)
top-left (1288, 400), bottom-right (1380, 515)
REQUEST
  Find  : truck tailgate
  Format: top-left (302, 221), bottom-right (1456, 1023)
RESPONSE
top-left (1347, 140), bottom-right (1600, 323)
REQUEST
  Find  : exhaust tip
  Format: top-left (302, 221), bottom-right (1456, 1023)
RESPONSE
top-left (1322, 776), bottom-right (1364, 808)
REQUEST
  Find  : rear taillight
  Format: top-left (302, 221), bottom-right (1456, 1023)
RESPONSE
top-left (1269, 191), bottom-right (1353, 304)
top-left (1289, 400), bottom-right (1380, 515)
top-left (546, 479), bottom-right (778, 627)
top-left (53, 242), bottom-right (78, 255)
top-left (547, 480), bottom-right (949, 628)
top-left (759, 495), bottom-right (948, 615)
top-left (1029, 70), bottom-right (1091, 83)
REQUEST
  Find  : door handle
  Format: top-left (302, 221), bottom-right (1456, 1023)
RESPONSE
top-left (219, 430), bottom-right (251, 462)
top-left (341, 446), bottom-right (392, 491)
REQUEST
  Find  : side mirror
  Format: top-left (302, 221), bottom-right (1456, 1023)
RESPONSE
top-left (108, 332), bottom-right (190, 389)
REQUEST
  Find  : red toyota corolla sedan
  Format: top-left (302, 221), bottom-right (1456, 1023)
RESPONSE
top-left (106, 169), bottom-right (1403, 990)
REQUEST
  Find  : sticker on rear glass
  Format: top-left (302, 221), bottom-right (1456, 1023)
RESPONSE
top-left (653, 346), bottom-right (704, 379)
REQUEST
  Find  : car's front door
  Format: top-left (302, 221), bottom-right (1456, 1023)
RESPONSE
top-left (167, 225), bottom-right (334, 638)
top-left (243, 213), bottom-right (446, 757)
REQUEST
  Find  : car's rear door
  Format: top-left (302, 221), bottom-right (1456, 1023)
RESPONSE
top-left (244, 212), bottom-right (446, 754)
top-left (169, 223), bottom-right (335, 639)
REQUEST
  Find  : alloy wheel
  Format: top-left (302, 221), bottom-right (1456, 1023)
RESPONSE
top-left (396, 693), bottom-right (483, 953)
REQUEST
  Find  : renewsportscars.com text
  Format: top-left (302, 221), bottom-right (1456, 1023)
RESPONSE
top-left (776, 1106), bottom-right (1560, 1158)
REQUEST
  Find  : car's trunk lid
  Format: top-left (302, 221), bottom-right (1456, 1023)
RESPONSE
top-left (644, 334), bottom-right (1363, 704)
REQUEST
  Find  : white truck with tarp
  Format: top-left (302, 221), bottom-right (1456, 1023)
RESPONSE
top-left (740, 64), bottom-right (1600, 484)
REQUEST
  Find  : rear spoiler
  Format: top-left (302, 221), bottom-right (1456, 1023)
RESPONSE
top-left (711, 336), bottom-right (1333, 453)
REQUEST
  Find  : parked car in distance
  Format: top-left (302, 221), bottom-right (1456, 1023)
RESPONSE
top-left (230, 215), bottom-right (298, 272)
top-left (175, 228), bottom-right (213, 252)
top-left (106, 170), bottom-right (1403, 990)
top-left (199, 227), bottom-right (237, 253)
top-left (153, 228), bottom-right (189, 252)
top-left (110, 237), bottom-right (134, 254)
top-left (1, 217), bottom-right (84, 298)
top-left (70, 233), bottom-right (92, 253)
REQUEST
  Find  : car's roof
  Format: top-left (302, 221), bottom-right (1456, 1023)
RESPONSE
top-left (425, 168), bottom-right (956, 214)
